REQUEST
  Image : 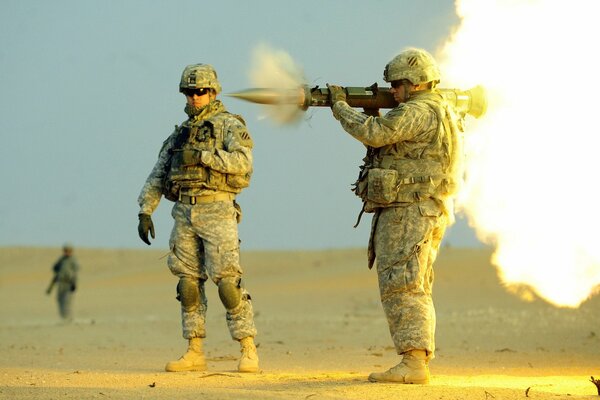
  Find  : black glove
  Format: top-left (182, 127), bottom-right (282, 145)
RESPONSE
top-left (180, 149), bottom-right (203, 166)
top-left (138, 214), bottom-right (155, 245)
top-left (70, 283), bottom-right (77, 292)
top-left (326, 84), bottom-right (347, 108)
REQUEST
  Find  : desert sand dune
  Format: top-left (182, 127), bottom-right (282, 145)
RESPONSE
top-left (1, 246), bottom-right (599, 399)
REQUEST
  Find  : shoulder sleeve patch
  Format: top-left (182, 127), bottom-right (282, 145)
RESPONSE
top-left (234, 128), bottom-right (253, 148)
top-left (239, 130), bottom-right (251, 140)
top-left (232, 113), bottom-right (246, 126)
top-left (221, 112), bottom-right (253, 148)
top-left (228, 118), bottom-right (253, 148)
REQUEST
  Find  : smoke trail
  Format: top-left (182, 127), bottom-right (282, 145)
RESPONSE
top-left (439, 0), bottom-right (600, 307)
top-left (249, 43), bottom-right (307, 124)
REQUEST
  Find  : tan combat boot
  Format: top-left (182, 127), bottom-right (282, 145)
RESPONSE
top-left (368, 349), bottom-right (430, 384)
top-left (165, 337), bottom-right (207, 372)
top-left (237, 337), bottom-right (259, 373)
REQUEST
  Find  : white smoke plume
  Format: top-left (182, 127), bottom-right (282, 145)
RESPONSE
top-left (439, 0), bottom-right (600, 307)
top-left (249, 43), bottom-right (307, 124)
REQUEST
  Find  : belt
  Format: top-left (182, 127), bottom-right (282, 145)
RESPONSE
top-left (178, 193), bottom-right (235, 205)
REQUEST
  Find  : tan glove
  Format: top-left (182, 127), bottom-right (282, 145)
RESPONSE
top-left (326, 84), bottom-right (347, 108)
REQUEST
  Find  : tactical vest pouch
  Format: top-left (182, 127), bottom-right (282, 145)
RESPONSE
top-left (367, 168), bottom-right (398, 205)
top-left (418, 200), bottom-right (443, 218)
top-left (352, 171), bottom-right (368, 201)
top-left (163, 180), bottom-right (181, 202)
top-left (233, 200), bottom-right (242, 223)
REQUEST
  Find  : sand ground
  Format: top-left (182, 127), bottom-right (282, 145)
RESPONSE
top-left (1, 246), bottom-right (599, 399)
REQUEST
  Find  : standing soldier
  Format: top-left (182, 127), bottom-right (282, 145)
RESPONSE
top-left (137, 64), bottom-right (259, 373)
top-left (327, 48), bottom-right (464, 384)
top-left (46, 243), bottom-right (79, 321)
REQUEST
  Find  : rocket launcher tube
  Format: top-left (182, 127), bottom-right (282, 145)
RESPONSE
top-left (228, 84), bottom-right (487, 118)
top-left (301, 84), bottom-right (397, 110)
top-left (302, 84), bottom-right (487, 118)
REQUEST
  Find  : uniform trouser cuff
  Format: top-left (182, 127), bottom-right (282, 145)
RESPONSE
top-left (181, 309), bottom-right (206, 339)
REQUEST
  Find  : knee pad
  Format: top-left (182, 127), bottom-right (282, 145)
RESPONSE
top-left (218, 277), bottom-right (241, 310)
top-left (177, 277), bottom-right (199, 311)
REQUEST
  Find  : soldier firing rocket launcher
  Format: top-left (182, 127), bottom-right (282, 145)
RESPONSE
top-left (227, 83), bottom-right (487, 119)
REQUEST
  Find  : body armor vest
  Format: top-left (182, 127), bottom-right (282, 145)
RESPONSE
top-left (163, 112), bottom-right (251, 201)
top-left (353, 91), bottom-right (462, 212)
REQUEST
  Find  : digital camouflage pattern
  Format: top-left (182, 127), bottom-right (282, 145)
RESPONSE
top-left (164, 103), bottom-right (253, 200)
top-left (51, 254), bottom-right (79, 320)
top-left (383, 48), bottom-right (440, 85)
top-left (168, 201), bottom-right (257, 340)
top-left (372, 201), bottom-right (447, 358)
top-left (137, 100), bottom-right (253, 215)
top-left (332, 85), bottom-right (462, 359)
top-left (138, 98), bottom-right (257, 341)
top-left (333, 91), bottom-right (444, 150)
top-left (179, 64), bottom-right (222, 94)
top-left (336, 90), bottom-right (462, 215)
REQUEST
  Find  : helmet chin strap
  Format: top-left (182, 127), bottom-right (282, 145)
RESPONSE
top-left (402, 81), bottom-right (414, 102)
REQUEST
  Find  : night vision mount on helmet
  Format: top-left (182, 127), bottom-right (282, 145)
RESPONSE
top-left (180, 64), bottom-right (222, 94)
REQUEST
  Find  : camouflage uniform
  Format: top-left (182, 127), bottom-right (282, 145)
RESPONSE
top-left (138, 95), bottom-right (257, 342)
top-left (50, 249), bottom-right (79, 320)
top-left (332, 83), bottom-right (462, 360)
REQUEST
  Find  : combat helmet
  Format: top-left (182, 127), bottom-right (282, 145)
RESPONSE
top-left (63, 243), bottom-right (73, 253)
top-left (179, 64), bottom-right (222, 94)
top-left (383, 48), bottom-right (440, 85)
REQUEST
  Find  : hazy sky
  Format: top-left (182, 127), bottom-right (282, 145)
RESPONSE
top-left (0, 0), bottom-right (482, 250)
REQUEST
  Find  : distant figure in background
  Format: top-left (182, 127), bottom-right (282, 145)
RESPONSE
top-left (46, 243), bottom-right (79, 321)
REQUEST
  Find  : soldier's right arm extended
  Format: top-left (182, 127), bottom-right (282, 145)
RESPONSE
top-left (137, 134), bottom-right (175, 215)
